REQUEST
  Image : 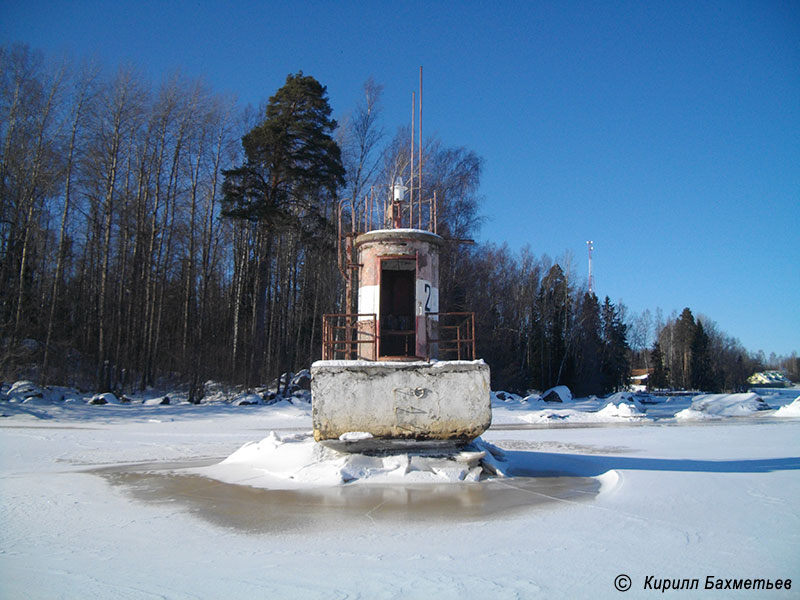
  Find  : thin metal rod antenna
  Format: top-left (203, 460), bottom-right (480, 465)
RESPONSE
top-left (433, 190), bottom-right (437, 233)
top-left (419, 66), bottom-right (423, 230)
top-left (410, 91), bottom-right (415, 229)
top-left (382, 185), bottom-right (386, 228)
top-left (587, 240), bottom-right (594, 294)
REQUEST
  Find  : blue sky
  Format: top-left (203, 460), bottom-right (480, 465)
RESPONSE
top-left (2, 0), bottom-right (798, 357)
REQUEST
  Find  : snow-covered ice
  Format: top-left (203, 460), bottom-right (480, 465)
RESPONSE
top-left (1, 384), bottom-right (799, 598)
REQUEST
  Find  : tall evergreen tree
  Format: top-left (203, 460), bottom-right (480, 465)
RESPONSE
top-left (530, 264), bottom-right (569, 390)
top-left (221, 72), bottom-right (345, 382)
top-left (600, 296), bottom-right (630, 393)
top-left (649, 341), bottom-right (668, 389)
top-left (690, 319), bottom-right (713, 391)
top-left (571, 292), bottom-right (603, 396)
top-left (222, 72), bottom-right (345, 229)
top-left (673, 307), bottom-right (696, 389)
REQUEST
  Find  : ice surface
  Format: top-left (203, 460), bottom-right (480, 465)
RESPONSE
top-left (2, 383), bottom-right (799, 598)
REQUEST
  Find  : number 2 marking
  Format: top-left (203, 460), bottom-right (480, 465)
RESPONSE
top-left (424, 283), bottom-right (432, 312)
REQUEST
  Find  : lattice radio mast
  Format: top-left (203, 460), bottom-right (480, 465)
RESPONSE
top-left (587, 240), bottom-right (594, 294)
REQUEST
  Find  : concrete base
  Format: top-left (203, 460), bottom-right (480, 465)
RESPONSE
top-left (311, 360), bottom-right (491, 443)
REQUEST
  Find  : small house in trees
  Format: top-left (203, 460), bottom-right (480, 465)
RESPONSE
top-left (630, 368), bottom-right (654, 391)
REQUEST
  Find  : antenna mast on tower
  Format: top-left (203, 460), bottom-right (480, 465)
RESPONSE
top-left (586, 240), bottom-right (594, 295)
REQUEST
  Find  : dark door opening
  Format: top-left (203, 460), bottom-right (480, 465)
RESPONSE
top-left (380, 259), bottom-right (415, 357)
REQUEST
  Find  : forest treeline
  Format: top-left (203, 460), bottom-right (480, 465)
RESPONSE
top-left (461, 245), bottom-right (798, 393)
top-left (2, 45), bottom-right (796, 398)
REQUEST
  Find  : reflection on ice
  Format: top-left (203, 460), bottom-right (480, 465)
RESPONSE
top-left (98, 462), bottom-right (600, 534)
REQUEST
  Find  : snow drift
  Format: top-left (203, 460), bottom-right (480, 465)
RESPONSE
top-left (193, 431), bottom-right (511, 489)
top-left (775, 396), bottom-right (800, 417)
top-left (675, 393), bottom-right (770, 420)
top-left (541, 385), bottom-right (572, 402)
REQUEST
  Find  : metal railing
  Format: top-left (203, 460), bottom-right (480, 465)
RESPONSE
top-left (426, 312), bottom-right (476, 361)
top-left (321, 313), bottom-right (377, 360)
top-left (321, 312), bottom-right (475, 361)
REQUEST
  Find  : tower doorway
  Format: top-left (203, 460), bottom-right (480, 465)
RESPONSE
top-left (379, 258), bottom-right (416, 357)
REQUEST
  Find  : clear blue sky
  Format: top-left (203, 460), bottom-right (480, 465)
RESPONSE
top-left (3, 0), bottom-right (798, 357)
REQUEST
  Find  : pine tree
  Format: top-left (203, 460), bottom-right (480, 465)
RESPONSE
top-left (221, 72), bottom-right (345, 382)
top-left (649, 341), bottom-right (668, 389)
top-left (674, 307), bottom-right (696, 389)
top-left (571, 292), bottom-right (603, 396)
top-left (690, 319), bottom-right (713, 391)
top-left (222, 72), bottom-right (345, 229)
top-left (531, 264), bottom-right (569, 390)
top-left (600, 297), bottom-right (630, 393)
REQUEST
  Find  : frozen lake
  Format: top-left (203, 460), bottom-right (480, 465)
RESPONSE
top-left (1, 389), bottom-right (798, 598)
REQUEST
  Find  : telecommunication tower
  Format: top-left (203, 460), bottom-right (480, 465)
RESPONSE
top-left (586, 240), bottom-right (594, 294)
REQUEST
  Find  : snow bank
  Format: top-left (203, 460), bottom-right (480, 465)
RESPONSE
top-left (491, 390), bottom-right (652, 425)
top-left (232, 392), bottom-right (261, 406)
top-left (493, 386), bottom-right (573, 406)
top-left (491, 390), bottom-right (526, 404)
top-left (143, 395), bottom-right (170, 406)
top-left (774, 396), bottom-right (800, 417)
top-left (89, 392), bottom-right (120, 405)
top-left (6, 380), bottom-right (43, 401)
top-left (595, 400), bottom-right (647, 419)
top-left (675, 393), bottom-right (770, 420)
top-left (541, 385), bottom-right (572, 402)
top-left (515, 399), bottom-right (648, 424)
top-left (0, 380), bottom-right (80, 403)
top-left (194, 432), bottom-right (508, 489)
top-left (604, 391), bottom-right (645, 411)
